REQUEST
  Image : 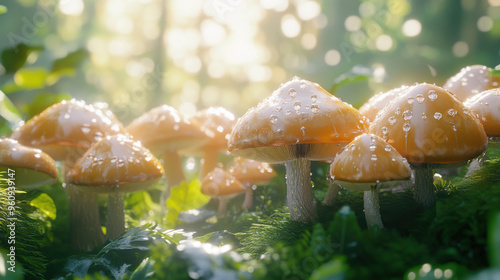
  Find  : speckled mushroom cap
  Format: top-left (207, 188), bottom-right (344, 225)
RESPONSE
top-left (66, 134), bottom-right (164, 193)
top-left (183, 107), bottom-right (236, 153)
top-left (228, 157), bottom-right (276, 185)
top-left (329, 134), bottom-right (411, 191)
top-left (201, 168), bottom-right (246, 196)
top-left (369, 83), bottom-right (488, 164)
top-left (358, 85), bottom-right (410, 122)
top-left (0, 138), bottom-right (58, 189)
top-left (464, 89), bottom-right (500, 137)
top-left (227, 77), bottom-right (368, 163)
top-left (443, 65), bottom-right (500, 101)
top-left (10, 99), bottom-right (123, 161)
top-left (126, 105), bottom-right (208, 154)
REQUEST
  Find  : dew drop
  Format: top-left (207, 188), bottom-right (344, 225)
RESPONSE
top-left (277, 129), bottom-right (284, 137)
top-left (311, 105), bottom-right (320, 114)
top-left (388, 116), bottom-right (397, 125)
top-left (300, 82), bottom-right (307, 90)
top-left (447, 108), bottom-right (457, 117)
top-left (403, 110), bottom-right (413, 121)
top-left (369, 143), bottom-right (376, 152)
top-left (275, 106), bottom-right (282, 112)
top-left (270, 115), bottom-right (278, 124)
top-left (173, 123), bottom-right (180, 131)
top-left (384, 145), bottom-right (391, 152)
top-left (421, 113), bottom-right (427, 120)
top-left (289, 88), bottom-right (297, 98)
top-left (428, 90), bottom-right (438, 101)
top-left (407, 97), bottom-right (415, 104)
top-left (63, 113), bottom-right (71, 119)
top-left (81, 127), bottom-right (91, 134)
top-left (291, 76), bottom-right (300, 81)
top-left (371, 154), bottom-right (377, 161)
top-left (381, 126), bottom-right (388, 134)
top-left (301, 126), bottom-right (306, 137)
top-left (285, 110), bottom-right (292, 115)
top-left (311, 94), bottom-right (317, 103)
top-left (395, 108), bottom-right (401, 115)
top-left (294, 102), bottom-right (301, 111)
top-left (416, 94), bottom-right (425, 103)
top-left (434, 112), bottom-right (442, 120)
top-left (403, 122), bottom-right (411, 132)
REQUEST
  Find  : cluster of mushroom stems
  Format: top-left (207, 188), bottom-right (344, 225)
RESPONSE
top-left (1, 64), bottom-right (498, 255)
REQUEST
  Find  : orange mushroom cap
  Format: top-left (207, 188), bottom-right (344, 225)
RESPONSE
top-left (126, 105), bottom-right (208, 154)
top-left (443, 65), bottom-right (500, 101)
top-left (228, 77), bottom-right (368, 163)
top-left (201, 168), bottom-right (245, 197)
top-left (369, 83), bottom-right (488, 164)
top-left (228, 157), bottom-right (276, 185)
top-left (10, 99), bottom-right (123, 161)
top-left (329, 134), bottom-right (411, 191)
top-left (66, 134), bottom-right (164, 193)
top-left (464, 89), bottom-right (500, 137)
top-left (188, 107), bottom-right (236, 152)
top-left (358, 85), bottom-right (410, 122)
top-left (0, 138), bottom-right (58, 189)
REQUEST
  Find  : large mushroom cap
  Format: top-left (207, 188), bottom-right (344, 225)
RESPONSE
top-left (228, 157), bottom-right (276, 185)
top-left (329, 134), bottom-right (411, 191)
top-left (201, 168), bottom-right (245, 197)
top-left (126, 105), bottom-right (208, 154)
top-left (0, 138), bottom-right (58, 189)
top-left (10, 99), bottom-right (123, 161)
top-left (358, 85), bottom-right (410, 122)
top-left (443, 65), bottom-right (500, 101)
top-left (66, 134), bottom-right (164, 193)
top-left (228, 77), bottom-right (368, 163)
top-left (464, 88), bottom-right (500, 137)
top-left (369, 83), bottom-right (488, 164)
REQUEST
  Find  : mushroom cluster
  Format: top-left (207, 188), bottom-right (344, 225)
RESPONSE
top-left (444, 65), bottom-right (500, 101)
top-left (228, 76), bottom-right (368, 223)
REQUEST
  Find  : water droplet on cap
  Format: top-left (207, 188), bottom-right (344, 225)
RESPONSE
top-left (434, 112), bottom-right (442, 120)
top-left (388, 116), bottom-right (396, 125)
top-left (403, 110), bottom-right (413, 121)
top-left (447, 108), bottom-right (457, 117)
top-left (403, 122), bottom-right (411, 132)
top-left (289, 88), bottom-right (297, 98)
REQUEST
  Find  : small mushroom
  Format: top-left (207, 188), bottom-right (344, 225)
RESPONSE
top-left (330, 134), bottom-right (411, 228)
top-left (0, 138), bottom-right (57, 189)
top-left (126, 105), bottom-right (208, 208)
top-left (185, 107), bottom-right (237, 178)
top-left (66, 134), bottom-right (164, 239)
top-left (443, 65), bottom-right (500, 101)
top-left (228, 77), bottom-right (368, 223)
top-left (464, 88), bottom-right (500, 138)
top-left (200, 168), bottom-right (246, 218)
top-left (228, 157), bottom-right (277, 210)
top-left (369, 83), bottom-right (488, 207)
top-left (10, 99), bottom-right (123, 251)
top-left (358, 85), bottom-right (410, 122)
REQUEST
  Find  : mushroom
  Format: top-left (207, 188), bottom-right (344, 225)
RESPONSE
top-left (443, 65), bottom-right (500, 101)
top-left (228, 77), bottom-right (368, 223)
top-left (185, 107), bottom-right (237, 178)
top-left (329, 134), bottom-right (411, 228)
top-left (126, 105), bottom-right (208, 213)
top-left (228, 157), bottom-right (277, 210)
top-left (0, 138), bottom-right (58, 189)
top-left (358, 85), bottom-right (410, 122)
top-left (464, 88), bottom-right (500, 174)
top-left (66, 134), bottom-right (164, 239)
top-left (200, 168), bottom-right (246, 218)
top-left (10, 99), bottom-right (123, 251)
top-left (369, 83), bottom-right (488, 207)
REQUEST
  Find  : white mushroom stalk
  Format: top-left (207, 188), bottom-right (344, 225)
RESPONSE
top-left (227, 77), bottom-right (368, 223)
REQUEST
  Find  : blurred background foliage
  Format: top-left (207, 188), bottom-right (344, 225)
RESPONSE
top-left (0, 0), bottom-right (499, 128)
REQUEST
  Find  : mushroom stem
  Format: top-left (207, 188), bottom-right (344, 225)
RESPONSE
top-left (323, 181), bottom-right (340, 206)
top-left (106, 189), bottom-right (125, 240)
top-left (413, 164), bottom-right (435, 207)
top-left (242, 184), bottom-right (253, 210)
top-left (285, 158), bottom-right (317, 223)
top-left (217, 196), bottom-right (228, 218)
top-left (160, 150), bottom-right (185, 213)
top-left (364, 185), bottom-right (383, 228)
top-left (63, 157), bottom-right (105, 252)
top-left (200, 149), bottom-right (219, 179)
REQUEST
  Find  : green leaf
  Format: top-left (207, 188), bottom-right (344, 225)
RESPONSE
top-left (165, 180), bottom-right (210, 227)
top-left (489, 211), bottom-right (500, 268)
top-left (1, 44), bottom-right (43, 73)
top-left (329, 66), bottom-right (372, 93)
top-left (13, 67), bottom-right (48, 90)
top-left (29, 192), bottom-right (57, 220)
top-left (0, 90), bottom-right (22, 129)
top-left (308, 256), bottom-right (347, 280)
top-left (23, 92), bottom-right (71, 119)
top-left (327, 206), bottom-right (362, 254)
top-left (0, 5), bottom-right (7, 14)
